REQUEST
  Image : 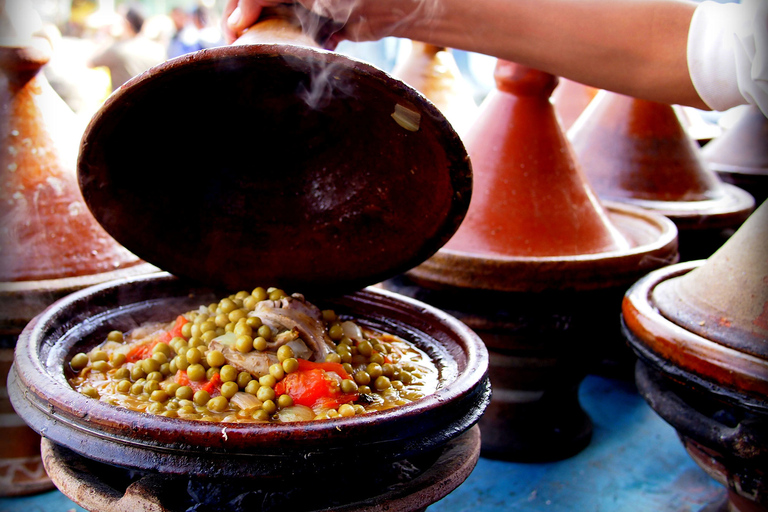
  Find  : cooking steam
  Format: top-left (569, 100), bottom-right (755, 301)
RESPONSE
top-left (291, 0), bottom-right (442, 110)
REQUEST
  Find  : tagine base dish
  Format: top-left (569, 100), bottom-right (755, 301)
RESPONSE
top-left (42, 426), bottom-right (480, 512)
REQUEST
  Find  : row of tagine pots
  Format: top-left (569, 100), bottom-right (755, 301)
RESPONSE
top-left (389, 44), bottom-right (766, 511)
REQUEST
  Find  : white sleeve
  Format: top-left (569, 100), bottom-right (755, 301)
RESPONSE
top-left (687, 0), bottom-right (768, 116)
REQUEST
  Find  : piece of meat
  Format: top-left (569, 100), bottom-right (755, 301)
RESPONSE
top-left (251, 295), bottom-right (336, 362)
top-left (209, 339), bottom-right (278, 378)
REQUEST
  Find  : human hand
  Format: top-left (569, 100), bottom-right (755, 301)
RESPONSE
top-left (223, 0), bottom-right (427, 46)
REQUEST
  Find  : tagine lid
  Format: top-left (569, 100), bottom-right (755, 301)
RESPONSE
top-left (622, 200), bottom-right (768, 404)
top-left (78, 43), bottom-right (472, 294)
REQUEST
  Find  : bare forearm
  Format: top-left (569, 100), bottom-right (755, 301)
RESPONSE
top-left (385, 0), bottom-right (705, 108)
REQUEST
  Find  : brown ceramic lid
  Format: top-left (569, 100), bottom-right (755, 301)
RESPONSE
top-left (623, 200), bottom-right (768, 403)
top-left (77, 20), bottom-right (471, 295)
top-left (0, 27), bottom-right (141, 283)
top-left (442, 61), bottom-right (631, 258)
top-left (570, 91), bottom-right (754, 231)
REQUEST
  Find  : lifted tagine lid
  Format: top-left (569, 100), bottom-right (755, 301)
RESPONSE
top-left (77, 7), bottom-right (472, 295)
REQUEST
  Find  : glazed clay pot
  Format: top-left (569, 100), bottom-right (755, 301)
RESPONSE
top-left (569, 91), bottom-right (755, 261)
top-left (0, 25), bottom-right (153, 497)
top-left (391, 42), bottom-right (478, 135)
top-left (623, 200), bottom-right (768, 511)
top-left (702, 105), bottom-right (768, 206)
top-left (9, 7), bottom-right (488, 510)
top-left (551, 78), bottom-right (598, 131)
top-left (9, 273), bottom-right (490, 511)
top-left (384, 61), bottom-right (679, 462)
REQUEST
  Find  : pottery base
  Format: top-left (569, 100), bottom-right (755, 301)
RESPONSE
top-left (0, 344), bottom-right (54, 497)
top-left (381, 275), bottom-right (628, 461)
top-left (636, 362), bottom-right (767, 512)
top-left (42, 425), bottom-right (481, 512)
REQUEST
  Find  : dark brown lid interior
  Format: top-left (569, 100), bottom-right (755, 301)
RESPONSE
top-left (78, 45), bottom-right (471, 294)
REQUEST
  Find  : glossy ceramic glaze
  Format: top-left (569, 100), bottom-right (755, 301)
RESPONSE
top-left (385, 62), bottom-right (679, 462)
top-left (391, 42), bottom-right (478, 134)
top-left (703, 105), bottom-right (768, 206)
top-left (551, 78), bottom-right (598, 131)
top-left (570, 91), bottom-right (755, 260)
top-left (0, 30), bottom-right (152, 497)
top-left (77, 36), bottom-right (471, 297)
top-left (9, 273), bottom-right (490, 479)
top-left (623, 202), bottom-right (767, 512)
top-left (444, 61), bottom-right (631, 258)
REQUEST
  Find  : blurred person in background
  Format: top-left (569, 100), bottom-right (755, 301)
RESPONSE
top-left (221, 0), bottom-right (767, 118)
top-left (88, 3), bottom-right (167, 91)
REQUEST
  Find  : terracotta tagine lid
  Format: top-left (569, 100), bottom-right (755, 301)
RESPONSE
top-left (77, 6), bottom-right (472, 297)
top-left (409, 61), bottom-right (678, 292)
top-left (551, 77), bottom-right (598, 131)
top-left (623, 199), bottom-right (768, 403)
top-left (702, 104), bottom-right (768, 205)
top-left (0, 6), bottom-right (153, 336)
top-left (391, 41), bottom-right (478, 135)
top-left (569, 91), bottom-right (755, 237)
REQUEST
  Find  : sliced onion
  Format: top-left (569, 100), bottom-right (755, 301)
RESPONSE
top-left (229, 392), bottom-right (262, 411)
top-left (286, 338), bottom-right (312, 360)
top-left (275, 405), bottom-right (315, 422)
top-left (341, 321), bottom-right (363, 342)
top-left (212, 331), bottom-right (237, 346)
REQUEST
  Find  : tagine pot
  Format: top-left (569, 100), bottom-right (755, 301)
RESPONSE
top-left (391, 41), bottom-right (478, 135)
top-left (569, 91), bottom-right (755, 261)
top-left (383, 61), bottom-right (678, 462)
top-left (551, 78), bottom-right (598, 131)
top-left (8, 7), bottom-right (490, 511)
top-left (622, 200), bottom-right (768, 512)
top-left (0, 15), bottom-right (154, 496)
top-left (702, 105), bottom-right (768, 206)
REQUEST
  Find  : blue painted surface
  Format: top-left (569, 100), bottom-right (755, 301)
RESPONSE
top-left (0, 375), bottom-right (723, 512)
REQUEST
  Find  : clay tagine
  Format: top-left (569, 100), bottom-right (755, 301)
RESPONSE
top-left (622, 199), bottom-right (768, 512)
top-left (8, 7), bottom-right (490, 510)
top-left (702, 104), bottom-right (768, 206)
top-left (569, 91), bottom-right (755, 261)
top-left (383, 60), bottom-right (679, 462)
top-left (551, 77), bottom-right (598, 131)
top-left (391, 41), bottom-right (478, 135)
top-left (0, 5), bottom-right (154, 497)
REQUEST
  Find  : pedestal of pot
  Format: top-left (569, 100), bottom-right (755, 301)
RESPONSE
top-left (40, 426), bottom-right (481, 512)
top-left (383, 202), bottom-right (678, 461)
top-left (635, 362), bottom-right (767, 512)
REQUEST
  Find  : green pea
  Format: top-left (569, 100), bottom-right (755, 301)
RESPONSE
top-left (219, 365), bottom-right (237, 382)
top-left (277, 345), bottom-right (294, 362)
top-left (207, 396), bottom-right (229, 412)
top-left (253, 336), bottom-right (267, 351)
top-left (374, 376), bottom-right (391, 391)
top-left (341, 379), bottom-right (359, 394)
top-left (150, 390), bottom-right (169, 402)
top-left (354, 371), bottom-right (371, 386)
top-left (328, 324), bottom-right (343, 341)
top-left (259, 374), bottom-right (277, 388)
top-left (277, 394), bottom-right (293, 408)
top-left (186, 364), bottom-right (206, 381)
top-left (90, 350), bottom-right (109, 362)
top-left (176, 386), bottom-right (194, 400)
top-left (142, 358), bottom-right (160, 374)
top-left (91, 360), bottom-right (110, 373)
top-left (257, 386), bottom-right (276, 402)
top-left (153, 342), bottom-right (171, 357)
top-left (252, 409), bottom-right (269, 421)
top-left (116, 379), bottom-right (132, 393)
top-left (80, 386), bottom-right (99, 400)
top-left (165, 383), bottom-right (180, 397)
top-left (106, 331), bottom-right (124, 342)
top-left (237, 372), bottom-right (253, 389)
top-left (186, 347), bottom-right (202, 365)
top-left (220, 381), bottom-right (239, 399)
top-left (261, 399), bottom-right (276, 415)
top-left (206, 350), bottom-right (226, 368)
top-left (193, 390), bottom-right (210, 406)
top-left (111, 353), bottom-right (127, 367)
top-left (235, 335), bottom-right (253, 353)
top-left (281, 358), bottom-right (299, 374)
top-left (269, 363), bottom-right (284, 381)
top-left (70, 353), bottom-right (89, 371)
top-left (338, 404), bottom-right (356, 417)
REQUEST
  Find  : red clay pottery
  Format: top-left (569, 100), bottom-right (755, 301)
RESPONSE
top-left (551, 78), bottom-right (598, 131)
top-left (569, 91), bottom-right (755, 261)
top-left (8, 7), bottom-right (489, 510)
top-left (391, 42), bottom-right (478, 135)
top-left (623, 200), bottom-right (768, 512)
top-left (0, 15), bottom-right (153, 496)
top-left (383, 61), bottom-right (679, 462)
top-left (702, 105), bottom-right (768, 206)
